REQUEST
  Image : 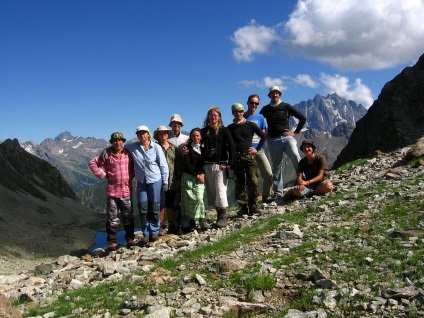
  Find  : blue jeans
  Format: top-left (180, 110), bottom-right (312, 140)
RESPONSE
top-left (137, 179), bottom-right (162, 237)
top-left (267, 136), bottom-right (300, 196)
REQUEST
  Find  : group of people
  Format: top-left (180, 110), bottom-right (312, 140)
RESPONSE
top-left (89, 86), bottom-right (333, 251)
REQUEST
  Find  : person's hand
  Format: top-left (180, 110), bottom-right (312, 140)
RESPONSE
top-left (219, 164), bottom-right (228, 171)
top-left (182, 145), bottom-right (189, 155)
top-left (248, 147), bottom-right (257, 154)
top-left (162, 184), bottom-right (169, 192)
top-left (197, 173), bottom-right (205, 183)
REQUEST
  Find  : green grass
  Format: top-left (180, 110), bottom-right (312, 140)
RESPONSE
top-left (23, 171), bottom-right (424, 317)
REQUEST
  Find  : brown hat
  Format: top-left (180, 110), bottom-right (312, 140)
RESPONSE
top-left (300, 139), bottom-right (316, 152)
top-left (153, 125), bottom-right (174, 140)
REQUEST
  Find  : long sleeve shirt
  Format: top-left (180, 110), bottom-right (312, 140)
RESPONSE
top-left (125, 141), bottom-right (169, 185)
top-left (260, 102), bottom-right (306, 137)
top-left (88, 147), bottom-right (134, 198)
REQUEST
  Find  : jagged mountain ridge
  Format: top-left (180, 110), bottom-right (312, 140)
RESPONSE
top-left (334, 52), bottom-right (424, 168)
top-left (292, 93), bottom-right (367, 132)
top-left (20, 131), bottom-right (109, 192)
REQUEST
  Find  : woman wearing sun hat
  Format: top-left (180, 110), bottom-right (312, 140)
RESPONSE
top-left (291, 139), bottom-right (333, 199)
top-left (126, 125), bottom-right (169, 244)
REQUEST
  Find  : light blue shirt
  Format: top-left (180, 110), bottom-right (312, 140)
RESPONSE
top-left (126, 141), bottom-right (169, 185)
top-left (244, 113), bottom-right (267, 149)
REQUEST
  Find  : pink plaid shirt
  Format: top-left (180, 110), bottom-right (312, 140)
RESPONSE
top-left (88, 147), bottom-right (134, 198)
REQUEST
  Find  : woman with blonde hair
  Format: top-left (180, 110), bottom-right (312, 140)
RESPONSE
top-left (201, 107), bottom-right (235, 228)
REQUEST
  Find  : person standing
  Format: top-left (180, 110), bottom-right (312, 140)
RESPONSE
top-left (228, 103), bottom-right (266, 216)
top-left (244, 94), bottom-right (273, 203)
top-left (260, 86), bottom-right (306, 199)
top-left (168, 114), bottom-right (189, 233)
top-left (180, 128), bottom-right (210, 232)
top-left (291, 139), bottom-right (333, 199)
top-left (168, 114), bottom-right (189, 147)
top-left (201, 106), bottom-right (235, 228)
top-left (126, 126), bottom-right (169, 244)
top-left (154, 125), bottom-right (177, 236)
top-left (88, 132), bottom-right (135, 251)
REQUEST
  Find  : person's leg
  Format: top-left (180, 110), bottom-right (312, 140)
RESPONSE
top-left (267, 137), bottom-right (285, 197)
top-left (106, 197), bottom-right (120, 248)
top-left (255, 150), bottom-right (273, 200)
top-left (146, 179), bottom-right (162, 238)
top-left (245, 154), bottom-right (259, 213)
top-left (233, 156), bottom-right (248, 207)
top-left (136, 181), bottom-right (149, 238)
top-left (118, 196), bottom-right (135, 243)
top-left (284, 136), bottom-right (301, 184)
top-left (313, 181), bottom-right (333, 195)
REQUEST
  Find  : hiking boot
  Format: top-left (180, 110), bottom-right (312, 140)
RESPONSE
top-left (108, 242), bottom-right (117, 251)
top-left (215, 209), bottom-right (227, 228)
top-left (126, 239), bottom-right (136, 248)
top-left (262, 195), bottom-right (275, 204)
top-left (138, 236), bottom-right (149, 246)
top-left (199, 218), bottom-right (211, 231)
top-left (159, 227), bottom-right (167, 236)
top-left (167, 223), bottom-right (180, 234)
top-left (249, 204), bottom-right (258, 215)
top-left (236, 204), bottom-right (249, 217)
top-left (150, 234), bottom-right (159, 242)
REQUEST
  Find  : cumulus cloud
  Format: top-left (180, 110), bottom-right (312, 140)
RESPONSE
top-left (238, 76), bottom-right (287, 90)
top-left (285, 0), bottom-right (424, 70)
top-left (231, 19), bottom-right (279, 62)
top-left (320, 73), bottom-right (374, 107)
top-left (231, 0), bottom-right (424, 70)
top-left (294, 74), bottom-right (319, 88)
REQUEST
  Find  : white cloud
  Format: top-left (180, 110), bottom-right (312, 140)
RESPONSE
top-left (294, 74), bottom-right (318, 88)
top-left (231, 1), bottom-right (424, 70)
top-left (285, 0), bottom-right (424, 70)
top-left (238, 76), bottom-right (287, 91)
top-left (231, 20), bottom-right (278, 62)
top-left (320, 73), bottom-right (374, 107)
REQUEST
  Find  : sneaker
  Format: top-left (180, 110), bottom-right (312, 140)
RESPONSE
top-left (262, 195), bottom-right (275, 204)
top-left (108, 242), bottom-right (117, 251)
top-left (126, 239), bottom-right (136, 247)
top-left (150, 234), bottom-right (159, 242)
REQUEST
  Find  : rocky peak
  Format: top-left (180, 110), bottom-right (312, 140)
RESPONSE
top-left (334, 52), bottom-right (424, 168)
top-left (293, 93), bottom-right (367, 132)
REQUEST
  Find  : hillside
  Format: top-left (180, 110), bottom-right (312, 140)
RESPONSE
top-left (0, 139), bottom-right (104, 274)
top-left (1, 138), bottom-right (423, 317)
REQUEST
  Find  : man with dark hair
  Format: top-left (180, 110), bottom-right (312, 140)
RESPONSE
top-left (244, 94), bottom-right (273, 203)
top-left (260, 86), bottom-right (306, 200)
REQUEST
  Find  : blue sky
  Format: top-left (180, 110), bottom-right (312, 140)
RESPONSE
top-left (1, 0), bottom-right (424, 143)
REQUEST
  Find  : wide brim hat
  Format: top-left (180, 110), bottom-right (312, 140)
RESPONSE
top-left (300, 139), bottom-right (316, 152)
top-left (154, 126), bottom-right (174, 140)
top-left (135, 125), bottom-right (151, 138)
top-left (169, 114), bottom-right (184, 126)
top-left (268, 85), bottom-right (282, 97)
top-left (109, 132), bottom-right (126, 143)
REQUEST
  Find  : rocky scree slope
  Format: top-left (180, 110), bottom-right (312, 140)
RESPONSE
top-left (1, 141), bottom-right (424, 318)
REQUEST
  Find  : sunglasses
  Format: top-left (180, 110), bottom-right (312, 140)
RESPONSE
top-left (234, 110), bottom-right (244, 114)
top-left (249, 102), bottom-right (259, 105)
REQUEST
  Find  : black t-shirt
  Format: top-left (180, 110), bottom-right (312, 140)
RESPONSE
top-left (298, 153), bottom-right (328, 182)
